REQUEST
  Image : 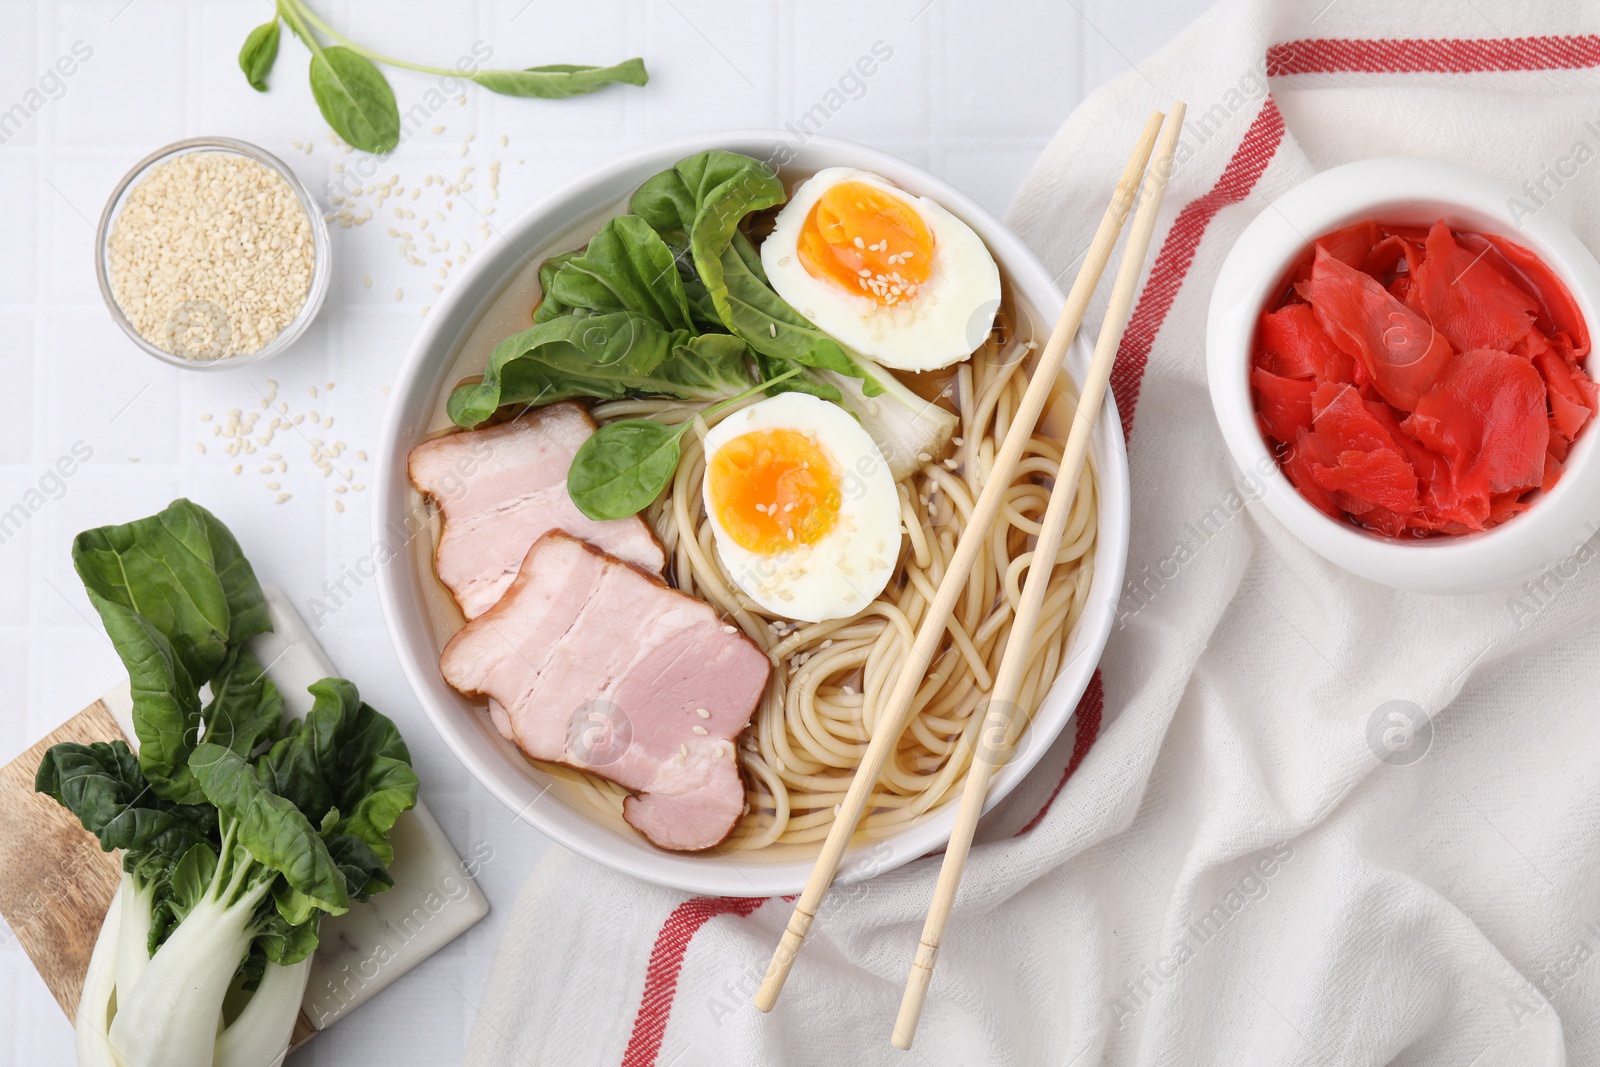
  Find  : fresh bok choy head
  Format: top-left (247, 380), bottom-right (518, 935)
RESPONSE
top-left (35, 499), bottom-right (418, 1067)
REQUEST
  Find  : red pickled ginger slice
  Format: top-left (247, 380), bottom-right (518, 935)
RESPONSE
top-left (1251, 368), bottom-right (1315, 445)
top-left (1317, 221), bottom-right (1381, 270)
top-left (1283, 428), bottom-right (1344, 520)
top-left (1407, 221), bottom-right (1538, 353)
top-left (1304, 383), bottom-right (1422, 515)
top-left (1312, 381), bottom-right (1405, 454)
top-left (1310, 448), bottom-right (1421, 516)
top-left (1256, 303), bottom-right (1357, 382)
top-left (1403, 348), bottom-right (1548, 499)
top-left (1483, 233), bottom-right (1591, 351)
top-left (1362, 234), bottom-right (1416, 283)
top-left (1530, 340), bottom-right (1598, 443)
top-left (1300, 246), bottom-right (1455, 411)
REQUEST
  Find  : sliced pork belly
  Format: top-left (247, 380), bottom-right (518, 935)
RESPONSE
top-left (439, 533), bottom-right (771, 851)
top-left (408, 403), bottom-right (666, 619)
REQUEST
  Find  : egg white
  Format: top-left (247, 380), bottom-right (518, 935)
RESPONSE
top-left (761, 167), bottom-right (1001, 373)
top-left (701, 392), bottom-right (902, 623)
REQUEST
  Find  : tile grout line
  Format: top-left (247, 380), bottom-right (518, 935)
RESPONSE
top-left (28, 0), bottom-right (51, 730)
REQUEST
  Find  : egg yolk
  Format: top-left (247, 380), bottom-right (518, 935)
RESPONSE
top-left (797, 180), bottom-right (935, 306)
top-left (708, 428), bottom-right (840, 555)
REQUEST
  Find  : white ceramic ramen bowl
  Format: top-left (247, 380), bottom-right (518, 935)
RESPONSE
top-left (375, 131), bottom-right (1131, 895)
top-left (1207, 157), bottom-right (1600, 594)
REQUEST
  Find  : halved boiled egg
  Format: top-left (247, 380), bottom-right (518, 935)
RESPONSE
top-left (702, 392), bottom-right (902, 622)
top-left (761, 167), bottom-right (1001, 373)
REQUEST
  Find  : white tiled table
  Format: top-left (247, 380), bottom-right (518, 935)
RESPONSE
top-left (0, 1), bottom-right (1211, 1062)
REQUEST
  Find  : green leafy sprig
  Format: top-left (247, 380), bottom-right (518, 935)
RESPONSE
top-left (238, 0), bottom-right (648, 153)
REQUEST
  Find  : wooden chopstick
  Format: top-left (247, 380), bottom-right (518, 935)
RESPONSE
top-left (752, 108), bottom-right (1169, 1015)
top-left (889, 101), bottom-right (1187, 1050)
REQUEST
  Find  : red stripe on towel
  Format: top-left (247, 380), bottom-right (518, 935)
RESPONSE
top-left (620, 895), bottom-right (767, 1067)
top-left (1022, 98), bottom-right (1287, 830)
top-left (1268, 34), bottom-right (1600, 77)
top-left (1016, 670), bottom-right (1105, 836)
top-left (1109, 97), bottom-right (1286, 438)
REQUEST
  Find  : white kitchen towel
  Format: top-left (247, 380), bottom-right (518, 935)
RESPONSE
top-left (463, 2), bottom-right (1600, 1064)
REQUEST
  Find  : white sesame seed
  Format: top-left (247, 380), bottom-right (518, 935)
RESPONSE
top-left (693, 725), bottom-right (709, 736)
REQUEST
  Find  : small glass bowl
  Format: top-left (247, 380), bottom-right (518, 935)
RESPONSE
top-left (95, 136), bottom-right (332, 371)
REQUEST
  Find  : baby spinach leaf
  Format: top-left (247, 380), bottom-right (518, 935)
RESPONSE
top-left (716, 234), bottom-right (882, 394)
top-left (629, 149), bottom-right (781, 254)
top-left (543, 216), bottom-right (695, 331)
top-left (567, 365), bottom-right (803, 520)
top-left (630, 151), bottom-right (881, 394)
top-left (238, 19), bottom-right (281, 92)
top-left (190, 743), bottom-right (349, 918)
top-left (533, 250), bottom-right (583, 323)
top-left (567, 419), bottom-right (685, 521)
top-left (670, 334), bottom-right (759, 395)
top-left (471, 58), bottom-right (648, 99)
top-left (682, 275), bottom-right (725, 332)
top-left (309, 46), bottom-right (400, 153)
top-left (447, 311), bottom-right (753, 428)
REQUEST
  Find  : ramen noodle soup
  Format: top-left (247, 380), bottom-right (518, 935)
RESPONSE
top-left (409, 153), bottom-right (1098, 858)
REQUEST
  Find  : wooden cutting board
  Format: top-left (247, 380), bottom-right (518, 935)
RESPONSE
top-left (0, 589), bottom-right (488, 1053)
top-left (0, 699), bottom-right (128, 1021)
top-left (0, 698), bottom-right (315, 1047)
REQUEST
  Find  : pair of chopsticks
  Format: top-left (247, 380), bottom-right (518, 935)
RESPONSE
top-left (752, 101), bottom-right (1189, 1048)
